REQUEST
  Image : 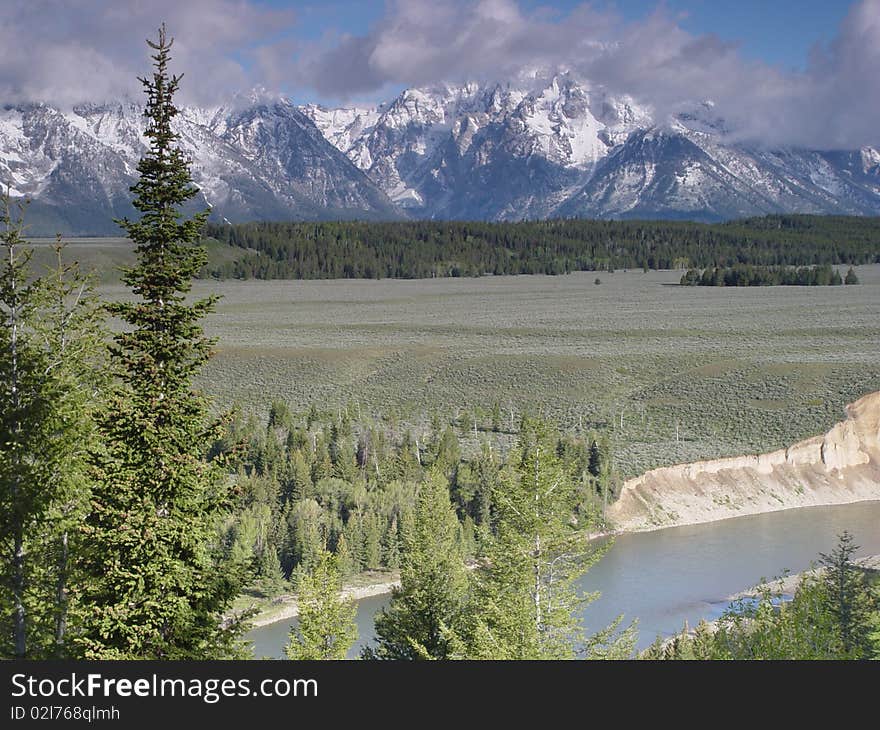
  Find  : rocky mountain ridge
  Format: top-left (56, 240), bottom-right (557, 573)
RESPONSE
top-left (3, 71), bottom-right (880, 234)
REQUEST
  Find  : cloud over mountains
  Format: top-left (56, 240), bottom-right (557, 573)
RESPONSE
top-left (2, 0), bottom-right (879, 150)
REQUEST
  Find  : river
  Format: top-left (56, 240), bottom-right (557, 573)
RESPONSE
top-left (247, 501), bottom-right (880, 658)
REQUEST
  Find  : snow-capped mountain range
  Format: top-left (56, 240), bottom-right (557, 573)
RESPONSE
top-left (0, 93), bottom-right (397, 235)
top-left (3, 73), bottom-right (879, 235)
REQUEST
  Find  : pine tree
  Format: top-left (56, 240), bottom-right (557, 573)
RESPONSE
top-left (1, 205), bottom-right (102, 659)
top-left (587, 438), bottom-right (602, 479)
top-left (75, 26), bottom-right (246, 659)
top-left (267, 400), bottom-right (292, 431)
top-left (286, 449), bottom-right (312, 502)
top-left (329, 415), bottom-right (357, 481)
top-left (459, 515), bottom-right (477, 560)
top-left (0, 201), bottom-right (48, 659)
top-left (344, 510), bottom-right (366, 573)
top-left (334, 532), bottom-right (354, 579)
top-left (363, 511), bottom-right (383, 570)
top-left (311, 434), bottom-right (332, 483)
top-left (845, 267), bottom-right (859, 285)
top-left (461, 421), bottom-right (634, 659)
top-left (432, 426), bottom-right (460, 478)
top-left (382, 516), bottom-right (400, 570)
top-left (394, 430), bottom-right (422, 482)
top-left (0, 206), bottom-right (45, 658)
top-left (285, 549), bottom-right (357, 660)
top-left (289, 499), bottom-right (324, 572)
top-left (820, 531), bottom-right (875, 657)
top-left (36, 242), bottom-right (105, 657)
top-left (306, 403), bottom-right (319, 430)
top-left (472, 442), bottom-right (497, 528)
top-left (491, 401), bottom-right (502, 432)
top-left (256, 547), bottom-right (286, 596)
top-left (365, 469), bottom-right (469, 660)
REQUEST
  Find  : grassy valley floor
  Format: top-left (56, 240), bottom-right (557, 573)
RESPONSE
top-left (165, 264), bottom-right (880, 479)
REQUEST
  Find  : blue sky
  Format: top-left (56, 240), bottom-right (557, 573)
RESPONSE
top-left (607, 0), bottom-right (851, 69)
top-left (259, 0), bottom-right (855, 72)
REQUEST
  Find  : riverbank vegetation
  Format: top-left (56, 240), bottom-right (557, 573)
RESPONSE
top-left (215, 400), bottom-right (615, 600)
top-left (307, 423), bottom-right (634, 660)
top-left (645, 532), bottom-right (880, 660)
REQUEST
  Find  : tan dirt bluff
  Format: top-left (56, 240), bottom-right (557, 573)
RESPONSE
top-left (608, 391), bottom-right (880, 532)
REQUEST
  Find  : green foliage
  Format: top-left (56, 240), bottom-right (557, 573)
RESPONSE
top-left (645, 532), bottom-right (880, 660)
top-left (819, 531), bottom-right (875, 656)
top-left (285, 549), bottom-right (357, 660)
top-left (845, 266), bottom-right (860, 284)
top-left (680, 263), bottom-right (847, 286)
top-left (211, 396), bottom-right (617, 618)
top-left (364, 469), bottom-right (470, 660)
top-left (458, 420), bottom-right (635, 659)
top-left (491, 401), bottom-right (502, 432)
top-left (204, 216), bottom-right (880, 281)
top-left (0, 203), bottom-right (103, 659)
top-left (75, 26), bottom-right (246, 659)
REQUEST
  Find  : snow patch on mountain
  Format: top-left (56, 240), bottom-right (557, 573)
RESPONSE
top-left (0, 95), bottom-right (399, 235)
top-left (4, 72), bottom-right (880, 233)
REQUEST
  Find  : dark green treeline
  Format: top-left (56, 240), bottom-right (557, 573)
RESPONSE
top-left (204, 215), bottom-right (880, 280)
top-left (679, 263), bottom-right (861, 286)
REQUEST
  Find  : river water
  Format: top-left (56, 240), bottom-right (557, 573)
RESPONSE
top-left (247, 501), bottom-right (880, 658)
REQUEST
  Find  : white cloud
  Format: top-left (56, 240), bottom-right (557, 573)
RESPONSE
top-left (0, 0), bottom-right (295, 106)
top-left (293, 0), bottom-right (880, 150)
top-left (2, 0), bottom-right (878, 150)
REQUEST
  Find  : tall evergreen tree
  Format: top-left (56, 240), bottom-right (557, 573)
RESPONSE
top-left (33, 242), bottom-right (104, 658)
top-left (820, 531), bottom-right (875, 658)
top-left (285, 549), bottom-right (357, 660)
top-left (382, 516), bottom-right (400, 570)
top-left (365, 469), bottom-right (469, 660)
top-left (1, 205), bottom-right (102, 659)
top-left (75, 26), bottom-right (246, 659)
top-left (0, 200), bottom-right (44, 658)
top-left (461, 421), bottom-right (634, 659)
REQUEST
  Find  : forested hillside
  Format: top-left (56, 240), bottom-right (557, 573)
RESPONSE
top-left (204, 215), bottom-right (880, 280)
top-left (217, 401), bottom-right (614, 592)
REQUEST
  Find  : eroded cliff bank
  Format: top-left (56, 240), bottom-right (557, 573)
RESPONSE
top-left (607, 391), bottom-right (880, 532)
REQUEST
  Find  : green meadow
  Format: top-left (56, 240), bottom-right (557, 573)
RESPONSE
top-left (163, 265), bottom-right (880, 477)
top-left (44, 237), bottom-right (880, 478)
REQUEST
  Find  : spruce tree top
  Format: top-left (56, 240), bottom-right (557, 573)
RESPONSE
top-left (108, 24), bottom-right (215, 404)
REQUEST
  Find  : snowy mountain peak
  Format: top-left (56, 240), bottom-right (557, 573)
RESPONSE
top-left (4, 73), bottom-right (880, 234)
top-left (861, 146), bottom-right (880, 173)
top-left (302, 103), bottom-right (381, 158)
top-left (0, 98), bottom-right (399, 235)
top-left (228, 86), bottom-right (286, 109)
top-left (299, 73), bottom-right (880, 222)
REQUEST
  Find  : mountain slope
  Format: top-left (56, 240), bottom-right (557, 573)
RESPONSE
top-left (302, 74), bottom-right (880, 223)
top-left (1, 98), bottom-right (400, 235)
top-left (4, 72), bottom-right (880, 234)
